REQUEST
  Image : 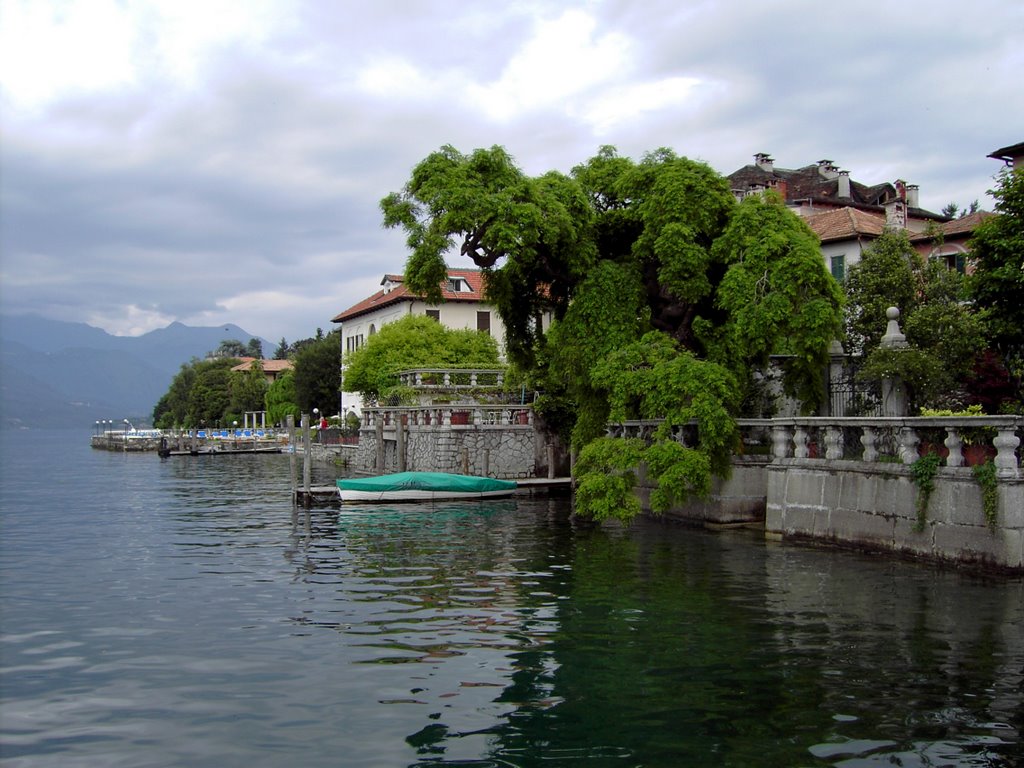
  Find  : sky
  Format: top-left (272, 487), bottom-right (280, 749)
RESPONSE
top-left (1, 0), bottom-right (1022, 345)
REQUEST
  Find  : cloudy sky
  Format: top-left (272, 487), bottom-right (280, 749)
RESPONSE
top-left (1, 0), bottom-right (1021, 344)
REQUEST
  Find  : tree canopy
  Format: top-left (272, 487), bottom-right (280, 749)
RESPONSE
top-left (846, 230), bottom-right (988, 411)
top-left (382, 145), bottom-right (844, 519)
top-left (342, 314), bottom-right (501, 403)
top-left (292, 329), bottom-right (341, 415)
top-left (152, 356), bottom-right (263, 428)
top-left (968, 166), bottom-right (1024, 405)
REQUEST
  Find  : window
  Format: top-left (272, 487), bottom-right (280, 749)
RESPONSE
top-left (368, 324), bottom-right (376, 336)
top-left (944, 252), bottom-right (967, 274)
top-left (830, 254), bottom-right (845, 283)
top-left (447, 278), bottom-right (466, 293)
top-left (345, 334), bottom-right (364, 353)
top-left (477, 311), bottom-right (491, 335)
top-left (425, 309), bottom-right (440, 321)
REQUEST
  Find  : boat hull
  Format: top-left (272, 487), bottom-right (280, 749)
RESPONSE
top-left (337, 471), bottom-right (517, 503)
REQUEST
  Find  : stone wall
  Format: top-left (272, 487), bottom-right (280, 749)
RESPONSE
top-left (615, 416), bottom-right (1023, 572)
top-left (765, 460), bottom-right (1024, 571)
top-left (636, 457), bottom-right (770, 525)
top-left (352, 422), bottom-right (542, 478)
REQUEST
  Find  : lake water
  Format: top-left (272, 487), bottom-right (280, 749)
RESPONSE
top-left (1, 430), bottom-right (1022, 767)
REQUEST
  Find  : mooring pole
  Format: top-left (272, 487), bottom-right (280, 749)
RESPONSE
top-left (287, 414), bottom-right (298, 522)
top-left (302, 413), bottom-right (311, 506)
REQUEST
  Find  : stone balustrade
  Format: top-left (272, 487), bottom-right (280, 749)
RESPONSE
top-left (609, 416), bottom-right (1022, 477)
top-left (360, 404), bottom-right (534, 429)
top-left (606, 415), bottom-right (1024, 570)
top-left (395, 368), bottom-right (507, 390)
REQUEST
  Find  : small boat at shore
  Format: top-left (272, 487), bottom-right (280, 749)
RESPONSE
top-left (337, 471), bottom-right (517, 502)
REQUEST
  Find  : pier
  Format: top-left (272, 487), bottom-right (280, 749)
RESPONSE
top-left (293, 476), bottom-right (573, 507)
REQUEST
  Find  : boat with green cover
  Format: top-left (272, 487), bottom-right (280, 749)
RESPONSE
top-left (337, 471), bottom-right (517, 502)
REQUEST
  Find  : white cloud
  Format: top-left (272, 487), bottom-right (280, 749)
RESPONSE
top-left (87, 304), bottom-right (175, 337)
top-left (580, 76), bottom-right (714, 135)
top-left (0, 0), bottom-right (137, 110)
top-left (469, 9), bottom-right (630, 122)
top-left (2, 0), bottom-right (1022, 344)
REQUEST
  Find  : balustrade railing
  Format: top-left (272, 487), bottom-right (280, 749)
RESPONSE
top-left (361, 404), bottom-right (534, 429)
top-left (396, 369), bottom-right (506, 389)
top-left (608, 417), bottom-right (1023, 478)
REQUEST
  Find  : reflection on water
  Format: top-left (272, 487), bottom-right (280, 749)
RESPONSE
top-left (1, 431), bottom-right (1022, 767)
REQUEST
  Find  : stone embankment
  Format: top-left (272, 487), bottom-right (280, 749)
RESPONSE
top-left (614, 416), bottom-right (1023, 572)
top-left (347, 404), bottom-right (557, 479)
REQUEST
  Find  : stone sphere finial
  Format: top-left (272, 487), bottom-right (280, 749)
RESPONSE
top-left (881, 306), bottom-right (907, 349)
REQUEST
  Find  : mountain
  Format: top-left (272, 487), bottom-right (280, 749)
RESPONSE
top-left (0, 315), bottom-right (272, 429)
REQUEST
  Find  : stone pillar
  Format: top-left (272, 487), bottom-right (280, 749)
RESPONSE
top-left (826, 339), bottom-right (846, 416)
top-left (375, 418), bottom-right (385, 472)
top-left (397, 416), bottom-right (406, 472)
top-left (880, 306), bottom-right (909, 417)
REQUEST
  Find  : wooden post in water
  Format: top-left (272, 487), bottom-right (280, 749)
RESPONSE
top-left (462, 447), bottom-right (469, 475)
top-left (287, 415), bottom-right (297, 521)
top-left (483, 448), bottom-right (490, 477)
top-left (302, 413), bottom-right (311, 506)
top-left (547, 444), bottom-right (555, 479)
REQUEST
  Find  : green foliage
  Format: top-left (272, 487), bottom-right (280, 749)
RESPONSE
top-left (342, 314), bottom-right (501, 402)
top-left (972, 460), bottom-right (999, 530)
top-left (711, 193), bottom-right (844, 410)
top-left (844, 231), bottom-right (922, 354)
top-left (154, 356), bottom-right (243, 428)
top-left (153, 360), bottom-right (197, 428)
top-left (384, 145), bottom-right (844, 520)
top-left (910, 451), bottom-right (943, 532)
top-left (292, 329), bottom-right (341, 414)
top-left (849, 230), bottom-right (988, 410)
top-left (227, 361), bottom-right (268, 421)
top-left (574, 438), bottom-right (646, 521)
top-left (265, 369), bottom-right (300, 425)
top-left (968, 167), bottom-right (1024, 406)
top-left (215, 339), bottom-right (249, 358)
top-left (274, 338), bottom-right (290, 359)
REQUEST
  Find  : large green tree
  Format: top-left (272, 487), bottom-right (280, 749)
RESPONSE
top-left (968, 166), bottom-right (1024, 405)
top-left (153, 357), bottom-right (239, 428)
top-left (343, 314), bottom-right (501, 402)
top-left (226, 361), bottom-right (268, 422)
top-left (265, 369), bottom-right (300, 426)
top-left (292, 329), bottom-right (341, 415)
top-left (382, 145), bottom-right (844, 520)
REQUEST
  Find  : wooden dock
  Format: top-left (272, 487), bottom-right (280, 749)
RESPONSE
top-left (293, 476), bottom-right (573, 507)
top-left (160, 446), bottom-right (283, 457)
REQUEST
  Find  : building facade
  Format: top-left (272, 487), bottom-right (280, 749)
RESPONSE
top-left (330, 269), bottom-right (503, 415)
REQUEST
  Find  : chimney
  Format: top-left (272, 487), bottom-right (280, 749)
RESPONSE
top-left (906, 184), bottom-right (919, 208)
top-left (837, 170), bottom-right (850, 198)
top-left (817, 159), bottom-right (838, 179)
top-left (884, 199), bottom-right (907, 229)
top-left (754, 152), bottom-right (774, 172)
top-left (894, 179), bottom-right (906, 201)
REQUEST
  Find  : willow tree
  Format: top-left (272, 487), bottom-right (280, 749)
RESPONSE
top-left (382, 145), bottom-right (843, 520)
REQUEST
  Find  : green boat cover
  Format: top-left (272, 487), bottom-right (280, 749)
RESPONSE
top-left (337, 471), bottom-right (517, 493)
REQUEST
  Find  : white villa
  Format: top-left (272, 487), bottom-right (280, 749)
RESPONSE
top-left (330, 269), bottom-right (503, 415)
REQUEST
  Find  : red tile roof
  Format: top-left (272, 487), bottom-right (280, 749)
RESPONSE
top-left (908, 210), bottom-right (994, 241)
top-left (331, 269), bottom-right (488, 323)
top-left (231, 359), bottom-right (295, 373)
top-left (804, 207), bottom-right (886, 243)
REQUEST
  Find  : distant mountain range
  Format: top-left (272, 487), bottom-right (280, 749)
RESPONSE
top-left (0, 315), bottom-right (272, 429)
